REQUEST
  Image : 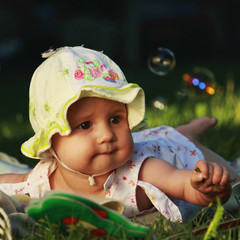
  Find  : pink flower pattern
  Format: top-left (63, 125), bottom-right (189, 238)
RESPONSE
top-left (90, 69), bottom-right (102, 78)
top-left (74, 59), bottom-right (119, 83)
top-left (99, 64), bottom-right (106, 72)
top-left (74, 69), bottom-right (84, 80)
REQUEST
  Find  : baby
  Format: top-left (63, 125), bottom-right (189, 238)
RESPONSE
top-left (0, 46), bottom-right (237, 222)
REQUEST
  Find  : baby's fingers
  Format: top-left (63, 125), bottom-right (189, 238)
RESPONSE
top-left (211, 164), bottom-right (229, 187)
top-left (212, 164), bottom-right (223, 185)
top-left (194, 160), bottom-right (211, 180)
top-left (202, 163), bottom-right (214, 187)
top-left (219, 166), bottom-right (229, 186)
top-left (192, 169), bottom-right (204, 184)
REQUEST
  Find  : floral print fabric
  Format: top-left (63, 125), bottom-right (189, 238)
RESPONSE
top-left (104, 126), bottom-right (205, 221)
top-left (0, 126), bottom-right (204, 222)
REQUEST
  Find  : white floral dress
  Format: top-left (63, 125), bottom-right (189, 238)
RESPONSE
top-left (0, 126), bottom-right (205, 222)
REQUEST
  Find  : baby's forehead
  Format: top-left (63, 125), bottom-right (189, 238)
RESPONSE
top-left (68, 97), bottom-right (126, 115)
top-left (67, 97), bottom-right (127, 126)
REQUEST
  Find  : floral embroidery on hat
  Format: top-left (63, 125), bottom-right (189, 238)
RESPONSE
top-left (104, 69), bottom-right (119, 82)
top-left (58, 68), bottom-right (69, 80)
top-left (74, 69), bottom-right (84, 80)
top-left (74, 58), bottom-right (119, 83)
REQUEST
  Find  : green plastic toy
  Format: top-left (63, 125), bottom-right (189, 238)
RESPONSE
top-left (26, 191), bottom-right (149, 238)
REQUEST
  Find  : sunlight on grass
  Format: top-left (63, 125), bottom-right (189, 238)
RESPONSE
top-left (145, 83), bottom-right (240, 162)
top-left (146, 87), bottom-right (240, 129)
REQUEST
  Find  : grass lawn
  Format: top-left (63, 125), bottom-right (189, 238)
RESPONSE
top-left (1, 61), bottom-right (240, 239)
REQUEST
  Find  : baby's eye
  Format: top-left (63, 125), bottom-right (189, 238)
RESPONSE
top-left (110, 116), bottom-right (120, 124)
top-left (78, 121), bottom-right (92, 130)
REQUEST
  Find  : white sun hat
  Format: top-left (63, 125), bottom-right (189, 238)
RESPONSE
top-left (21, 46), bottom-right (145, 159)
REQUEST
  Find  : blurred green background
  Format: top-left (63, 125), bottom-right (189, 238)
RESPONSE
top-left (1, 0), bottom-right (240, 167)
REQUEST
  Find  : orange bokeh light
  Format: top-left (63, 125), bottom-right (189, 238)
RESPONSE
top-left (206, 86), bottom-right (215, 95)
top-left (182, 73), bottom-right (192, 83)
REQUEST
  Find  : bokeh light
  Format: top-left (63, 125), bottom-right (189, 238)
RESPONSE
top-left (206, 86), bottom-right (215, 95)
top-left (199, 82), bottom-right (206, 90)
top-left (192, 78), bottom-right (200, 86)
top-left (147, 47), bottom-right (176, 76)
top-left (181, 67), bottom-right (216, 97)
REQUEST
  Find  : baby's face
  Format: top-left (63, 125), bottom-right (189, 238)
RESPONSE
top-left (51, 97), bottom-right (133, 176)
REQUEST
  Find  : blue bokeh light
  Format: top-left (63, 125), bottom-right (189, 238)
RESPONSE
top-left (199, 82), bottom-right (206, 90)
top-left (192, 78), bottom-right (199, 86)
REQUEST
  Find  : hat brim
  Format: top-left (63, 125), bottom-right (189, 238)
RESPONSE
top-left (21, 83), bottom-right (145, 159)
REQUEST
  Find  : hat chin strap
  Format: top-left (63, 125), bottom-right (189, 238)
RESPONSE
top-left (49, 149), bottom-right (106, 186)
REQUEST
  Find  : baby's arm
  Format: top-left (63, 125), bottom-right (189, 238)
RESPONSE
top-left (139, 158), bottom-right (231, 206)
top-left (0, 170), bottom-right (31, 184)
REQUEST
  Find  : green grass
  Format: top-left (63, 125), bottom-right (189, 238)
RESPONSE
top-left (5, 201), bottom-right (240, 239)
top-left (1, 63), bottom-right (240, 239)
top-left (145, 84), bottom-right (240, 162)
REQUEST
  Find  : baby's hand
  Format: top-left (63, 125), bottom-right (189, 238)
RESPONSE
top-left (191, 160), bottom-right (230, 199)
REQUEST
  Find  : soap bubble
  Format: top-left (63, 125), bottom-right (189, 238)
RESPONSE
top-left (152, 97), bottom-right (167, 111)
top-left (148, 48), bottom-right (176, 76)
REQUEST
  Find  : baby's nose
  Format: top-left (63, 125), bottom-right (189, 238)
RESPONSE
top-left (96, 123), bottom-right (115, 144)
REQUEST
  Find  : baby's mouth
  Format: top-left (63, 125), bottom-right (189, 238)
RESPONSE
top-left (100, 149), bottom-right (116, 155)
top-left (99, 145), bottom-right (116, 155)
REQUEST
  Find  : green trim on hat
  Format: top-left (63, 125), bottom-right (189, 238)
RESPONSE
top-left (21, 83), bottom-right (145, 159)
